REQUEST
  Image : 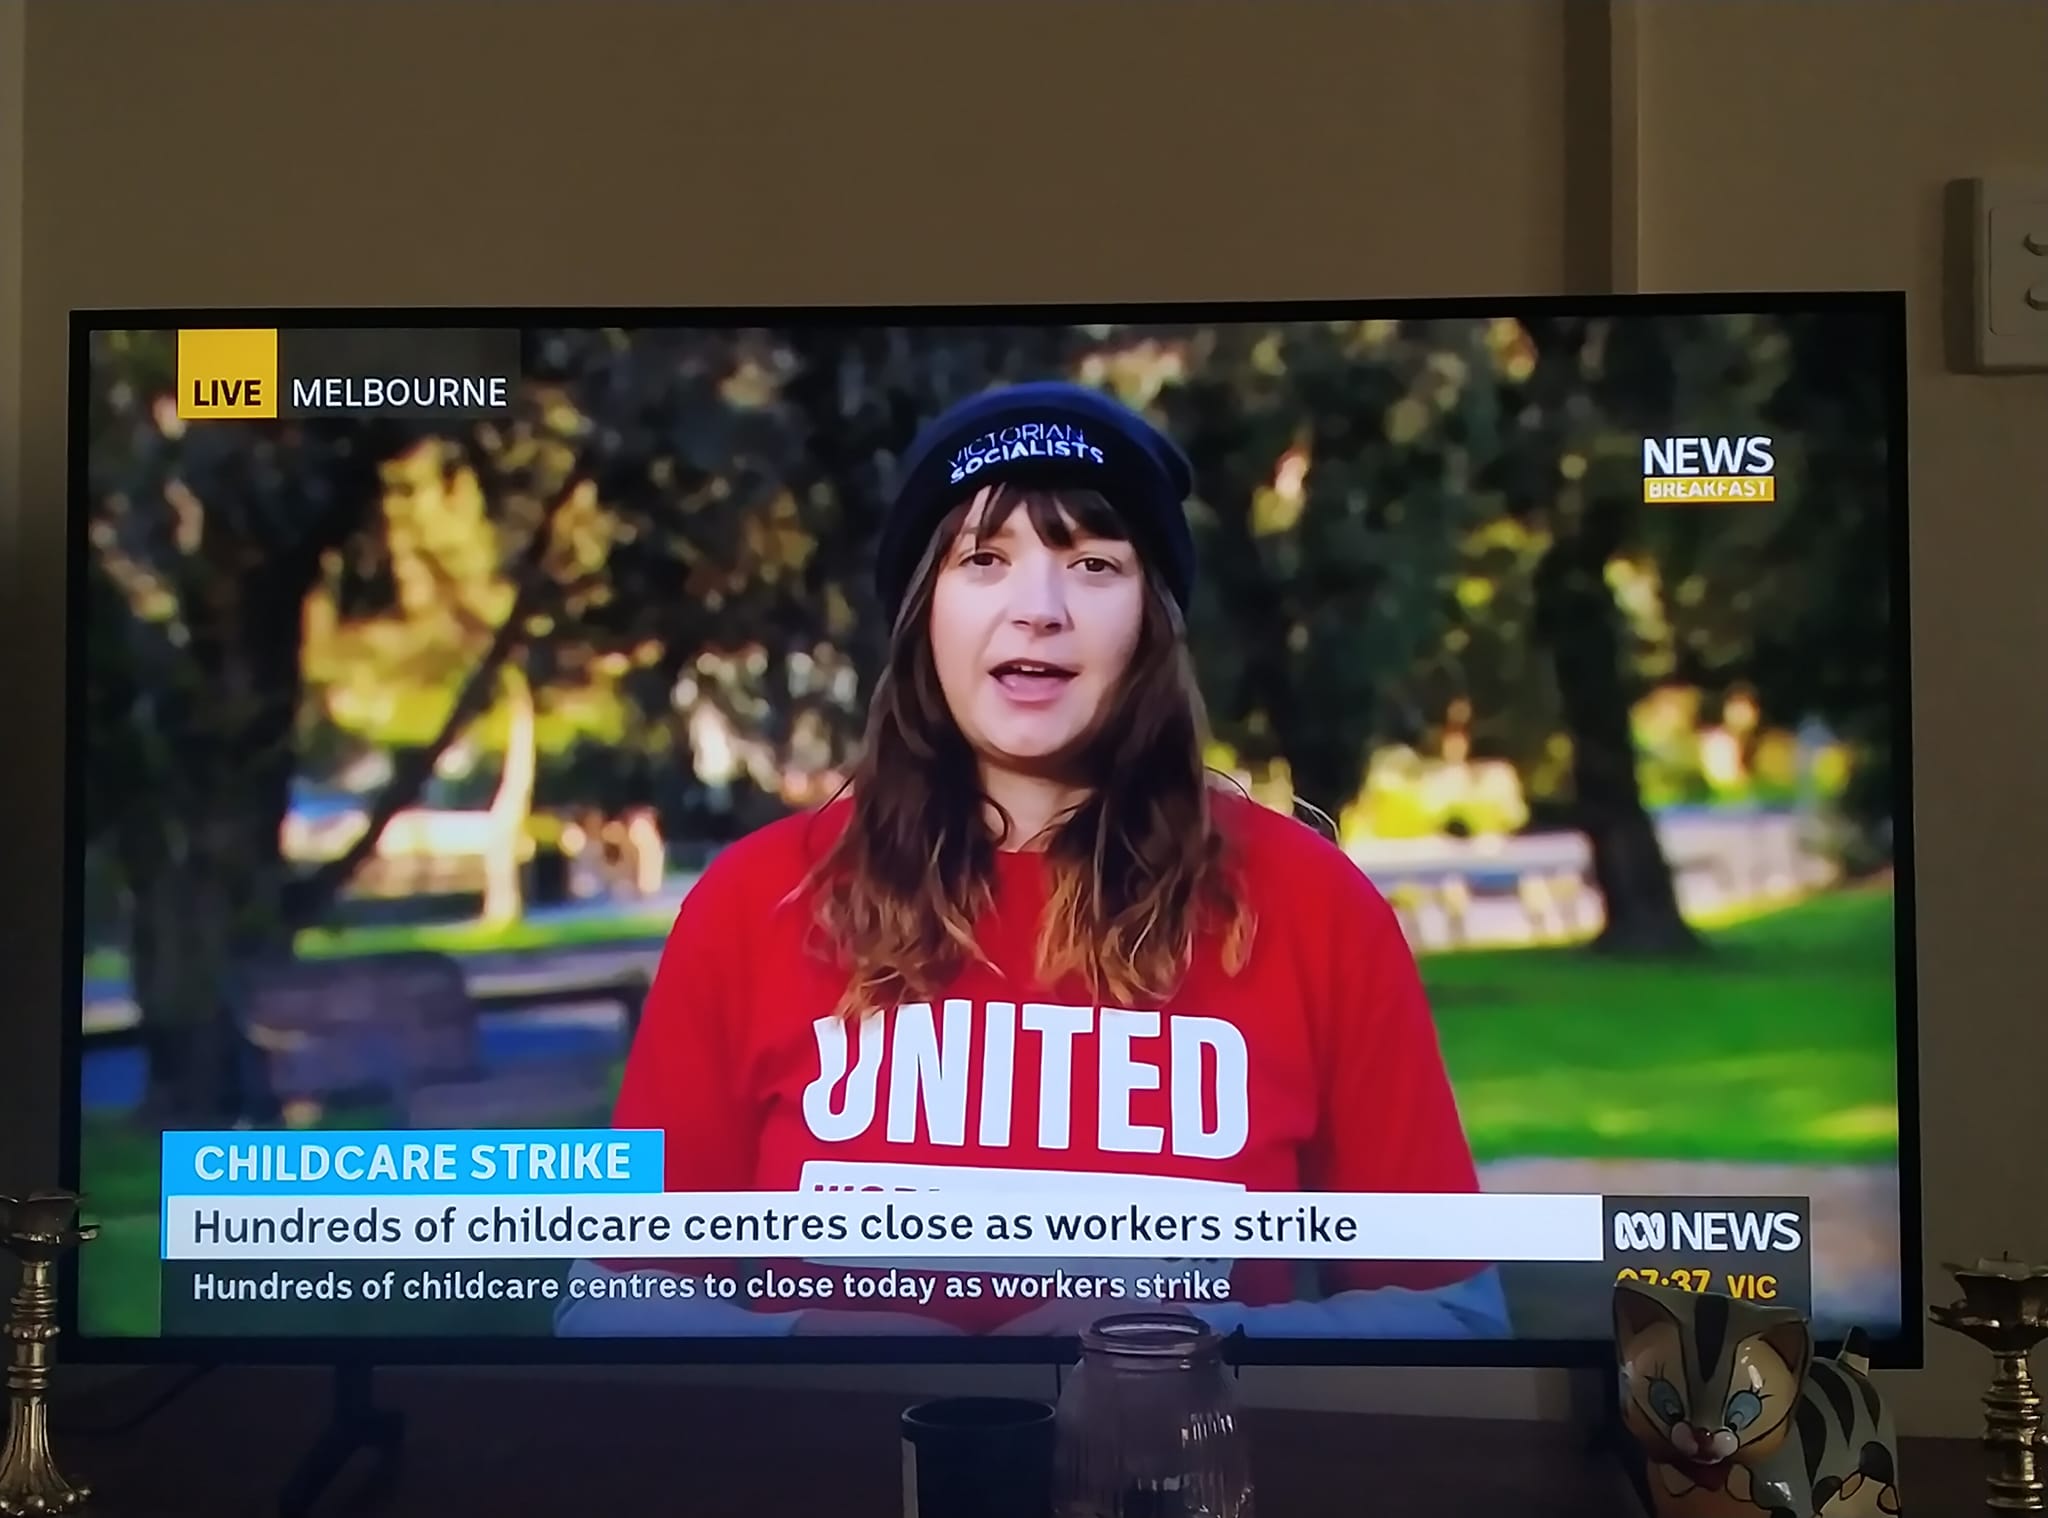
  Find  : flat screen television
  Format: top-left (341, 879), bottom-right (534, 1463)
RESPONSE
top-left (60, 296), bottom-right (1919, 1367)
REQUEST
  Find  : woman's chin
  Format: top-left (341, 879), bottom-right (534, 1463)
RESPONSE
top-left (977, 717), bottom-right (1086, 762)
top-left (978, 732), bottom-right (1089, 777)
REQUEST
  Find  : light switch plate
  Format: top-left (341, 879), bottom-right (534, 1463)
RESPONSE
top-left (1966, 174), bottom-right (2048, 372)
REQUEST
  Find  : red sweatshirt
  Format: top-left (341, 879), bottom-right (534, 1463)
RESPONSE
top-left (610, 789), bottom-right (1483, 1329)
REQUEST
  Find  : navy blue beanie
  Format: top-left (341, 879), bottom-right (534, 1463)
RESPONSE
top-left (876, 380), bottom-right (1196, 621)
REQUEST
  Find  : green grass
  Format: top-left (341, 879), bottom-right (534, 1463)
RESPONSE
top-left (83, 908), bottom-right (677, 984)
top-left (1424, 886), bottom-right (1900, 1165)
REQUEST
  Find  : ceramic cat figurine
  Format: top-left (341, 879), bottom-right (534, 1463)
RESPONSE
top-left (1613, 1280), bottom-right (1900, 1517)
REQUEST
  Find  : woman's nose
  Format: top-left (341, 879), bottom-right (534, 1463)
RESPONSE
top-left (1008, 561), bottom-right (1069, 628)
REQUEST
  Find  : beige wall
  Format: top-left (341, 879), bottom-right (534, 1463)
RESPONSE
top-left (3, 0), bottom-right (2043, 1440)
top-left (0, 0), bottom-right (26, 1211)
top-left (0, 0), bottom-right (19, 571)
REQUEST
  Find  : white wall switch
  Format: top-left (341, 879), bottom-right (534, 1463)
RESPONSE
top-left (1966, 174), bottom-right (2048, 372)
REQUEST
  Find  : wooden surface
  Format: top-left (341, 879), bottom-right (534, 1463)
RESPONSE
top-left (48, 1367), bottom-right (1990, 1517)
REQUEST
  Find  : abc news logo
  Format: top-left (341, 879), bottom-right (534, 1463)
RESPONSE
top-left (1611, 1208), bottom-right (1804, 1254)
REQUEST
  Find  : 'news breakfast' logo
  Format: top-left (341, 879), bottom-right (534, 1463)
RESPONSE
top-left (1642, 435), bottom-right (1776, 504)
top-left (175, 328), bottom-right (523, 421)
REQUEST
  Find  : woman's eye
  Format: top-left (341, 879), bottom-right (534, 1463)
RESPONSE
top-left (960, 550), bottom-right (1001, 568)
top-left (1077, 556), bottom-right (1120, 574)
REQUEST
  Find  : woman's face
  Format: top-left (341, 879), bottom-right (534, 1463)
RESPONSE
top-left (928, 494), bottom-right (1147, 778)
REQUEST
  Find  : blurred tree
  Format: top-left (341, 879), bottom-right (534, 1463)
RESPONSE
top-left (296, 438), bottom-right (608, 923)
top-left (1154, 319), bottom-right (1505, 813)
top-left (1481, 312), bottom-right (1838, 952)
top-left (1505, 309), bottom-right (1895, 892)
top-left (85, 330), bottom-right (420, 1119)
top-left (275, 422), bottom-right (602, 930)
top-left (84, 329), bottom-right (804, 1119)
top-left (1721, 312), bottom-right (1896, 868)
top-left (1486, 314), bottom-right (1708, 953)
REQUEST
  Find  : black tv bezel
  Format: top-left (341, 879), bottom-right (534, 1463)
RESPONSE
top-left (58, 292), bottom-right (1922, 1372)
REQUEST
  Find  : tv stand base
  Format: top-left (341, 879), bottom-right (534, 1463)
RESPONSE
top-left (277, 1365), bottom-right (404, 1518)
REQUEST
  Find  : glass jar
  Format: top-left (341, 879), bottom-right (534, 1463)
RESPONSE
top-left (1052, 1312), bottom-right (1254, 1518)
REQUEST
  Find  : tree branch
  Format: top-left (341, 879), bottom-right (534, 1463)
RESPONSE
top-left (279, 457), bottom-right (591, 930)
top-left (416, 545), bottom-right (500, 643)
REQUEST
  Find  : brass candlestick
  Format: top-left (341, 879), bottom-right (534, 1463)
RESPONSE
top-left (0, 1192), bottom-right (99, 1516)
top-left (1931, 1255), bottom-right (2048, 1513)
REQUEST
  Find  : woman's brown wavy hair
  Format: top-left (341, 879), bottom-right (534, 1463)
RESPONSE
top-left (792, 480), bottom-right (1256, 1020)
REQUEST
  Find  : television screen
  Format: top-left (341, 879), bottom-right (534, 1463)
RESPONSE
top-left (63, 298), bottom-right (1916, 1364)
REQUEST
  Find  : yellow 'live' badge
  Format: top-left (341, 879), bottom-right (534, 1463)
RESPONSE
top-left (175, 330), bottom-right (279, 419)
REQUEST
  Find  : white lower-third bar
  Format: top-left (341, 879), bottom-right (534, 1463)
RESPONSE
top-left (162, 1191), bottom-right (1605, 1263)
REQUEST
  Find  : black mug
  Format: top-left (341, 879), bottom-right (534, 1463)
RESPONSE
top-left (900, 1396), bottom-right (1056, 1518)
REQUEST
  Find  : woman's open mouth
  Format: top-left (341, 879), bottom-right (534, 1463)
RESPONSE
top-left (989, 660), bottom-right (1078, 706)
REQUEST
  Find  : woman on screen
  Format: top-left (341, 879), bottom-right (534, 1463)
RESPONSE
top-left (557, 380), bottom-right (1509, 1339)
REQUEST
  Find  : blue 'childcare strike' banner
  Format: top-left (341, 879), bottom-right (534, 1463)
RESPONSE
top-left (160, 1130), bottom-right (666, 1197)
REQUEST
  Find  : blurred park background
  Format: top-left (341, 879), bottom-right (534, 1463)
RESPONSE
top-left (72, 312), bottom-right (1903, 1336)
